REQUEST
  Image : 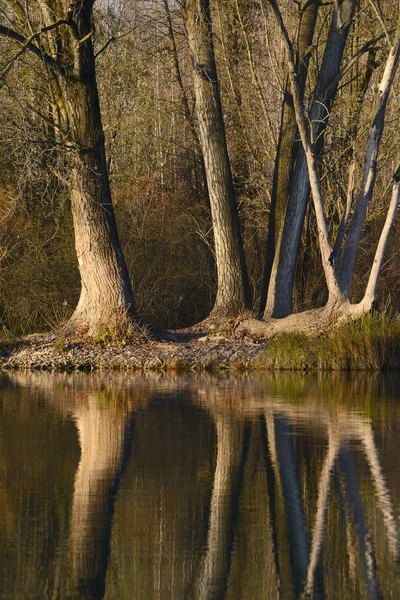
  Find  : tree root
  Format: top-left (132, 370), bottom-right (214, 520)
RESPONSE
top-left (232, 301), bottom-right (364, 339)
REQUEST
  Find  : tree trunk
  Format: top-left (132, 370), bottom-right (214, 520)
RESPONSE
top-left (59, 6), bottom-right (136, 336)
top-left (339, 24), bottom-right (400, 298)
top-left (62, 82), bottom-right (136, 335)
top-left (260, 0), bottom-right (320, 315)
top-left (162, 0), bottom-right (210, 203)
top-left (185, 0), bottom-right (251, 319)
top-left (235, 301), bottom-right (348, 338)
top-left (2, 1), bottom-right (138, 337)
top-left (264, 0), bottom-right (356, 318)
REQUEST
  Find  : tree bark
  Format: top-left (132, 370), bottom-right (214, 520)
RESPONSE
top-left (162, 0), bottom-right (210, 201)
top-left (361, 168), bottom-right (400, 308)
top-left (260, 0), bottom-right (320, 316)
top-left (264, 0), bottom-right (356, 318)
top-left (185, 0), bottom-right (251, 319)
top-left (61, 79), bottom-right (136, 335)
top-left (59, 2), bottom-right (136, 335)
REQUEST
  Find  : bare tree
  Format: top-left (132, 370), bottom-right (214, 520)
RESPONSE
top-left (237, 1), bottom-right (400, 337)
top-left (0, 0), bottom-right (137, 336)
top-left (260, 0), bottom-right (321, 316)
top-left (185, 0), bottom-right (251, 319)
top-left (263, 0), bottom-right (357, 318)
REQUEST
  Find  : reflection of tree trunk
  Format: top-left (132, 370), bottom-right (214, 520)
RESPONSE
top-left (69, 397), bottom-right (133, 599)
top-left (335, 469), bottom-right (357, 589)
top-left (197, 415), bottom-right (248, 599)
top-left (274, 415), bottom-right (309, 596)
top-left (360, 423), bottom-right (399, 559)
top-left (261, 415), bottom-right (284, 599)
top-left (304, 427), bottom-right (340, 598)
top-left (338, 442), bottom-right (379, 599)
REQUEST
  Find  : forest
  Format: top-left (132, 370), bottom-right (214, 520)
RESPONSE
top-left (0, 0), bottom-right (399, 342)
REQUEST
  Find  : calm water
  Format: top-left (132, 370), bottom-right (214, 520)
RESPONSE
top-left (0, 372), bottom-right (400, 599)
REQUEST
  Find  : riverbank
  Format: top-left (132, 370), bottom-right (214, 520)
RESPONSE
top-left (0, 332), bottom-right (263, 372)
top-left (1, 310), bottom-right (399, 372)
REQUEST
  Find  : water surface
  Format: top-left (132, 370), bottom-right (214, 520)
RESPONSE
top-left (0, 372), bottom-right (399, 599)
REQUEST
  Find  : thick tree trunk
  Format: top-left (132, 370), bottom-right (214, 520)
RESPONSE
top-left (18, 1), bottom-right (137, 337)
top-left (60, 10), bottom-right (136, 336)
top-left (186, 0), bottom-right (251, 319)
top-left (63, 82), bottom-right (136, 335)
top-left (264, 0), bottom-right (356, 318)
top-left (235, 300), bottom-right (347, 338)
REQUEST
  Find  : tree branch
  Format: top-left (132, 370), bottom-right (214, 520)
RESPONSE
top-left (0, 23), bottom-right (68, 79)
top-left (325, 31), bottom-right (388, 97)
top-left (94, 26), bottom-right (134, 59)
top-left (360, 164), bottom-right (400, 311)
top-left (339, 18), bottom-right (400, 296)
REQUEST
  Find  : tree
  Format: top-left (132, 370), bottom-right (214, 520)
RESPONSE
top-left (0, 0), bottom-right (136, 336)
top-left (185, 0), bottom-right (251, 319)
top-left (263, 0), bottom-right (357, 318)
top-left (260, 0), bottom-right (321, 316)
top-left (237, 0), bottom-right (400, 337)
top-left (1, 0), bottom-right (399, 339)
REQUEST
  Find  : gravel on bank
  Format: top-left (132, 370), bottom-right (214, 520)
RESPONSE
top-left (0, 333), bottom-right (266, 372)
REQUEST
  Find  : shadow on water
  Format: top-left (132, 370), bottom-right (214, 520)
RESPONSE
top-left (0, 372), bottom-right (399, 599)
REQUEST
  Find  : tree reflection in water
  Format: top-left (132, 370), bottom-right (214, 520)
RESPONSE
top-left (0, 373), bottom-right (399, 599)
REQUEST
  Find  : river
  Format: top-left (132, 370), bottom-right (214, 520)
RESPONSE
top-left (0, 372), bottom-right (399, 599)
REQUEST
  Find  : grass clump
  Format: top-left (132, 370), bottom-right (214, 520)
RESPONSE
top-left (92, 327), bottom-right (116, 346)
top-left (254, 332), bottom-right (315, 370)
top-left (253, 310), bottom-right (400, 372)
top-left (54, 337), bottom-right (67, 354)
top-left (327, 310), bottom-right (400, 371)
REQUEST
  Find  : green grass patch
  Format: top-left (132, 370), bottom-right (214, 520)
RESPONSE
top-left (253, 310), bottom-right (400, 371)
top-left (53, 337), bottom-right (67, 354)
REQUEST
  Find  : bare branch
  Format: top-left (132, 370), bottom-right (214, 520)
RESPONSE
top-left (360, 165), bottom-right (400, 310)
top-left (0, 23), bottom-right (68, 79)
top-left (94, 26), bottom-right (135, 59)
top-left (327, 31), bottom-right (387, 95)
top-left (339, 18), bottom-right (400, 296)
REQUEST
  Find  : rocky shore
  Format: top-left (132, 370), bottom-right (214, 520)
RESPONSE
top-left (0, 332), bottom-right (265, 372)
